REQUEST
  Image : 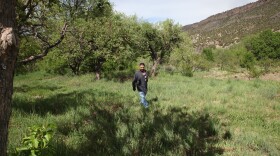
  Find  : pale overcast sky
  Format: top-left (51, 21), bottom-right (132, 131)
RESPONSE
top-left (110, 0), bottom-right (258, 25)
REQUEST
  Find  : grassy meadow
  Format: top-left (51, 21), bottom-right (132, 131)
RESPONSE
top-left (8, 71), bottom-right (280, 155)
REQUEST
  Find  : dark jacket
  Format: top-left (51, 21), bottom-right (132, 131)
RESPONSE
top-left (132, 70), bottom-right (148, 94)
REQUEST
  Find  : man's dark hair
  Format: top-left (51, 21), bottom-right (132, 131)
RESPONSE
top-left (139, 63), bottom-right (145, 66)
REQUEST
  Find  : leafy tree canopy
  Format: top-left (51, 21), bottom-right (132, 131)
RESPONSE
top-left (245, 30), bottom-right (280, 60)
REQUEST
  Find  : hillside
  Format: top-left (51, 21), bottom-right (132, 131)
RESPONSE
top-left (183, 0), bottom-right (280, 50)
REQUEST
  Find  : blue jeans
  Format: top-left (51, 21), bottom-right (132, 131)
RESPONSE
top-left (139, 92), bottom-right (148, 108)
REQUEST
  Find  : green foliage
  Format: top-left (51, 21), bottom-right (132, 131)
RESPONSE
top-left (16, 0), bottom-right (69, 75)
top-left (241, 52), bottom-right (256, 70)
top-left (16, 0), bottom-right (60, 27)
top-left (86, 0), bottom-right (113, 18)
top-left (16, 0), bottom-right (116, 75)
top-left (208, 41), bottom-right (279, 77)
top-left (53, 13), bottom-right (143, 76)
top-left (245, 30), bottom-right (280, 60)
top-left (61, 0), bottom-right (112, 20)
top-left (16, 37), bottom-right (42, 73)
top-left (202, 48), bottom-right (214, 61)
top-left (102, 60), bottom-right (135, 82)
top-left (18, 37), bottom-right (41, 61)
top-left (241, 52), bottom-right (262, 78)
top-left (249, 67), bottom-right (263, 78)
top-left (38, 50), bottom-right (70, 75)
top-left (169, 34), bottom-right (195, 76)
top-left (180, 64), bottom-right (194, 77)
top-left (15, 0), bottom-right (186, 78)
top-left (15, 0), bottom-right (280, 80)
top-left (215, 47), bottom-right (245, 72)
top-left (140, 19), bottom-right (183, 76)
top-left (16, 124), bottom-right (56, 156)
top-left (193, 54), bottom-right (214, 71)
top-left (259, 58), bottom-right (276, 73)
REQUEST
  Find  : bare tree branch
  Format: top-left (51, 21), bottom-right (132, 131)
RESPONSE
top-left (34, 31), bottom-right (51, 46)
top-left (19, 23), bottom-right (68, 64)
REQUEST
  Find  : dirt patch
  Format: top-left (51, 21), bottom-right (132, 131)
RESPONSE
top-left (202, 69), bottom-right (280, 81)
top-left (259, 72), bottom-right (280, 81)
top-left (202, 69), bottom-right (249, 80)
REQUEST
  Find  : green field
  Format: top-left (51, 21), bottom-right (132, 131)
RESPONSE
top-left (9, 71), bottom-right (280, 155)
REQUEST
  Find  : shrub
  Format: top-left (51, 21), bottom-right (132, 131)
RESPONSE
top-left (16, 124), bottom-right (56, 156)
top-left (202, 48), bottom-right (215, 61)
top-left (181, 64), bottom-right (194, 77)
top-left (245, 30), bottom-right (280, 60)
top-left (241, 52), bottom-right (256, 70)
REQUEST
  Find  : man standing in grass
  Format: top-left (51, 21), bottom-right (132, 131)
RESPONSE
top-left (132, 63), bottom-right (149, 108)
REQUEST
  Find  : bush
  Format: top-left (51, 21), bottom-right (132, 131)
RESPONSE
top-left (241, 52), bottom-right (256, 69)
top-left (214, 47), bottom-right (246, 72)
top-left (245, 30), bottom-right (280, 60)
top-left (181, 64), bottom-right (194, 77)
top-left (202, 48), bottom-right (215, 62)
top-left (16, 124), bottom-right (56, 156)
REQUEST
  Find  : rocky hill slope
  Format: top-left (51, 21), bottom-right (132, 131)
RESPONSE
top-left (183, 0), bottom-right (280, 50)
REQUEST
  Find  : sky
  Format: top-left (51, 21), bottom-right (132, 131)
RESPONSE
top-left (110, 0), bottom-right (258, 25)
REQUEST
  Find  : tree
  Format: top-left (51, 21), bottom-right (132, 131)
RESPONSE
top-left (245, 30), bottom-right (280, 60)
top-left (53, 13), bottom-right (142, 79)
top-left (0, 0), bottom-right (18, 155)
top-left (169, 34), bottom-right (195, 76)
top-left (16, 0), bottom-right (112, 71)
top-left (43, 0), bottom-right (128, 78)
top-left (141, 20), bottom-right (182, 77)
top-left (81, 15), bottom-right (142, 79)
top-left (16, 0), bottom-right (68, 65)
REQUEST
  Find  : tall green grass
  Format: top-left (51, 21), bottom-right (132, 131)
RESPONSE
top-left (9, 71), bottom-right (280, 155)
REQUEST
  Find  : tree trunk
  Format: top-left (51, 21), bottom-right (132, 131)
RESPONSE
top-left (0, 0), bottom-right (18, 155)
top-left (95, 71), bottom-right (100, 80)
top-left (151, 58), bottom-right (160, 77)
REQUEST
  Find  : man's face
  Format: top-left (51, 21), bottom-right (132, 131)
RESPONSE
top-left (139, 65), bottom-right (145, 72)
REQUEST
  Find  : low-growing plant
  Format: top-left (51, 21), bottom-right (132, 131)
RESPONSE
top-left (16, 124), bottom-right (56, 156)
top-left (241, 52), bottom-right (256, 70)
top-left (181, 63), bottom-right (194, 77)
